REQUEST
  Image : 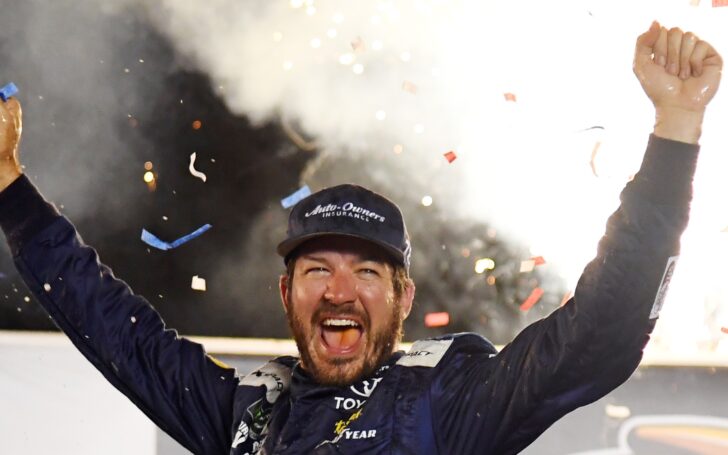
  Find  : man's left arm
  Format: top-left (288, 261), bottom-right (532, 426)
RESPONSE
top-left (430, 22), bottom-right (723, 455)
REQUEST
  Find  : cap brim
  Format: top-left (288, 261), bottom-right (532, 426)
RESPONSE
top-left (277, 232), bottom-right (405, 266)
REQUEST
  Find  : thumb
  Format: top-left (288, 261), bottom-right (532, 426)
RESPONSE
top-left (634, 20), bottom-right (661, 68)
top-left (4, 98), bottom-right (22, 129)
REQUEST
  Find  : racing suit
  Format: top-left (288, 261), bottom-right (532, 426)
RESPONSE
top-left (0, 134), bottom-right (697, 454)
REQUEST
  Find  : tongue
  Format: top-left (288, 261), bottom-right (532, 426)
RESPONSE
top-left (322, 327), bottom-right (362, 351)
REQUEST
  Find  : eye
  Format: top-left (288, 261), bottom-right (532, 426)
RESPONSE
top-left (359, 268), bottom-right (380, 276)
top-left (305, 266), bottom-right (329, 274)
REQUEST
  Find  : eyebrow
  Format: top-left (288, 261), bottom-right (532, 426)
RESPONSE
top-left (299, 253), bottom-right (388, 265)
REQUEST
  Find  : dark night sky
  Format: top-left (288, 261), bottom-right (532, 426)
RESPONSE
top-left (0, 0), bottom-right (560, 343)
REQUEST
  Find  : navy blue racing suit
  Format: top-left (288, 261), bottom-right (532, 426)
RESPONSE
top-left (0, 135), bottom-right (697, 454)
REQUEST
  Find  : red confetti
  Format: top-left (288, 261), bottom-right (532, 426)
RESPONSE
top-left (443, 151), bottom-right (457, 163)
top-left (402, 81), bottom-right (418, 94)
top-left (714, 0), bottom-right (728, 7)
top-left (520, 288), bottom-right (544, 311)
top-left (425, 312), bottom-right (450, 327)
top-left (531, 256), bottom-right (546, 266)
top-left (504, 92), bottom-right (517, 102)
top-left (351, 36), bottom-right (366, 52)
top-left (192, 120), bottom-right (202, 130)
top-left (721, 327), bottom-right (728, 334)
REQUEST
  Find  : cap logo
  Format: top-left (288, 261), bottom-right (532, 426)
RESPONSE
top-left (304, 201), bottom-right (386, 223)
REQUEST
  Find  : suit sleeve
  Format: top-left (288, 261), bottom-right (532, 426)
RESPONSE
top-left (0, 175), bottom-right (238, 455)
top-left (431, 135), bottom-right (699, 454)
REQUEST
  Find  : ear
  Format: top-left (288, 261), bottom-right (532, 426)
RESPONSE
top-left (399, 278), bottom-right (416, 320)
top-left (279, 274), bottom-right (291, 314)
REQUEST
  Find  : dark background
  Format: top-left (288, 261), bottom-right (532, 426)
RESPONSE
top-left (0, 0), bottom-right (562, 343)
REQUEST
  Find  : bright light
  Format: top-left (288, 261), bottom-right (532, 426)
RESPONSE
top-left (413, 124), bottom-right (424, 134)
top-left (372, 40), bottom-right (383, 50)
top-left (393, 144), bottom-right (403, 154)
top-left (352, 63), bottom-right (364, 75)
top-left (310, 37), bottom-right (321, 48)
top-left (400, 51), bottom-right (411, 62)
top-left (375, 110), bottom-right (386, 121)
top-left (326, 28), bottom-right (337, 38)
top-left (143, 171), bottom-right (155, 183)
top-left (332, 12), bottom-right (344, 23)
top-left (272, 31), bottom-right (283, 42)
top-left (421, 195), bottom-right (433, 207)
top-left (474, 258), bottom-right (496, 274)
top-left (282, 60), bottom-right (293, 71)
top-left (289, 0), bottom-right (304, 8)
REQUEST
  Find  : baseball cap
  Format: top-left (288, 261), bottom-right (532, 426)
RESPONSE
top-left (277, 184), bottom-right (411, 271)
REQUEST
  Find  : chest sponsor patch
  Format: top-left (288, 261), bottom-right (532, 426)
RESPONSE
top-left (239, 361), bottom-right (292, 403)
top-left (396, 338), bottom-right (453, 368)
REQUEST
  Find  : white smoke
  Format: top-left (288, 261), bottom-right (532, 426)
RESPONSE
top-left (139, 0), bottom-right (728, 352)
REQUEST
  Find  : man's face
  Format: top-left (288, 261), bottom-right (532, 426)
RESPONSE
top-left (279, 236), bottom-right (414, 386)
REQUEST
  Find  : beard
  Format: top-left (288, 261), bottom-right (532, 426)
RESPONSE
top-left (286, 293), bottom-right (404, 387)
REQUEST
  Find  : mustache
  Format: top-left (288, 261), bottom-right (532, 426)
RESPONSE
top-left (311, 301), bottom-right (370, 329)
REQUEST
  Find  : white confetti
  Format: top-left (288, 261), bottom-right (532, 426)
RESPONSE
top-left (189, 152), bottom-right (207, 182)
top-left (520, 260), bottom-right (536, 273)
top-left (23, 296), bottom-right (30, 302)
top-left (130, 316), bottom-right (137, 323)
top-left (605, 404), bottom-right (631, 419)
top-left (191, 275), bottom-right (207, 291)
top-left (43, 283), bottom-right (51, 292)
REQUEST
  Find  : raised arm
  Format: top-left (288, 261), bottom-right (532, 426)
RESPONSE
top-left (0, 95), bottom-right (239, 454)
top-left (431, 22), bottom-right (723, 454)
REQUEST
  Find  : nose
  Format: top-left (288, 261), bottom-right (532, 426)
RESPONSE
top-left (324, 270), bottom-right (357, 305)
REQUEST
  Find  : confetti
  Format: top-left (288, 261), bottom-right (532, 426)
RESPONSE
top-left (43, 283), bottom-right (51, 292)
top-left (351, 36), bottom-right (366, 53)
top-left (0, 82), bottom-right (18, 102)
top-left (443, 151), bottom-right (457, 163)
top-left (520, 287), bottom-right (544, 311)
top-left (503, 92), bottom-right (516, 102)
top-left (141, 224), bottom-right (212, 251)
top-left (532, 256), bottom-right (546, 266)
top-left (590, 141), bottom-right (601, 177)
top-left (722, 327), bottom-right (728, 334)
top-left (281, 185), bottom-right (311, 208)
top-left (189, 152), bottom-right (207, 182)
top-left (402, 81), bottom-right (418, 94)
top-left (714, 0), bottom-right (728, 6)
top-left (191, 275), bottom-right (207, 291)
top-left (192, 120), bottom-right (202, 130)
top-left (519, 260), bottom-right (535, 273)
top-left (425, 312), bottom-right (450, 327)
top-left (130, 316), bottom-right (137, 323)
top-left (475, 258), bottom-right (495, 274)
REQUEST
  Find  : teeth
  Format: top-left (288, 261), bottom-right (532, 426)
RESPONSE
top-left (322, 319), bottom-right (360, 327)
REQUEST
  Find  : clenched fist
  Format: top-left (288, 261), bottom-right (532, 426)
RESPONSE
top-left (634, 21), bottom-right (723, 143)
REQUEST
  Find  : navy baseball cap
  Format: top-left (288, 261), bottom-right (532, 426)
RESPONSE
top-left (277, 184), bottom-right (411, 271)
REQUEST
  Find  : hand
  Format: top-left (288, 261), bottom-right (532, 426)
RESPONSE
top-left (0, 96), bottom-right (22, 191)
top-left (633, 21), bottom-right (723, 143)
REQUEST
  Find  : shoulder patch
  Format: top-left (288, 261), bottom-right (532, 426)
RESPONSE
top-left (396, 338), bottom-right (453, 368)
top-left (239, 361), bottom-right (292, 403)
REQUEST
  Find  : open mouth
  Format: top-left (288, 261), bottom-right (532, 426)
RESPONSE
top-left (320, 318), bottom-right (364, 355)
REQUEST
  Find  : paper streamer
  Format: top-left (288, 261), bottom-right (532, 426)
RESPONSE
top-left (0, 82), bottom-right (18, 102)
top-left (520, 287), bottom-right (544, 311)
top-left (141, 224), bottom-right (212, 250)
top-left (281, 185), bottom-right (311, 209)
top-left (189, 152), bottom-right (207, 182)
top-left (425, 312), bottom-right (450, 327)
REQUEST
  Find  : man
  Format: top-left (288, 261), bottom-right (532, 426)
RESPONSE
top-left (0, 21), bottom-right (722, 454)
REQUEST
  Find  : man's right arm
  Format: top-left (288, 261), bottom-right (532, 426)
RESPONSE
top-left (0, 97), bottom-right (239, 454)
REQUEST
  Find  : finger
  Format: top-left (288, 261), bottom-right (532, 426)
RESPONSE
top-left (666, 27), bottom-right (684, 76)
top-left (4, 98), bottom-right (22, 133)
top-left (634, 21), bottom-right (661, 68)
top-left (653, 26), bottom-right (668, 68)
top-left (679, 32), bottom-right (699, 79)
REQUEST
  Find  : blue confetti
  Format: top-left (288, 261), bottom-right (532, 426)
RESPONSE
top-left (281, 185), bottom-right (311, 209)
top-left (141, 224), bottom-right (212, 250)
top-left (0, 82), bottom-right (18, 102)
